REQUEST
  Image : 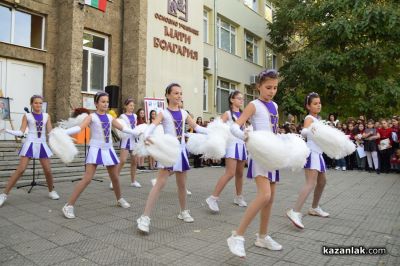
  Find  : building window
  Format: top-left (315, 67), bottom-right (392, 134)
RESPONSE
top-left (82, 32), bottom-right (108, 93)
top-left (265, 46), bottom-right (277, 69)
top-left (203, 76), bottom-right (208, 112)
top-left (217, 79), bottom-right (236, 113)
top-left (245, 33), bottom-right (258, 64)
top-left (245, 85), bottom-right (258, 106)
top-left (203, 10), bottom-right (208, 43)
top-left (265, 1), bottom-right (274, 22)
top-left (0, 4), bottom-right (45, 49)
top-left (217, 17), bottom-right (236, 54)
top-left (244, 0), bottom-right (258, 12)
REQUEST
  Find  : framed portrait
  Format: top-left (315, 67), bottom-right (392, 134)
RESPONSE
top-left (0, 97), bottom-right (11, 120)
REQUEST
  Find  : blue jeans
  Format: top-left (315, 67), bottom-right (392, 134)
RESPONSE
top-left (336, 158), bottom-right (346, 167)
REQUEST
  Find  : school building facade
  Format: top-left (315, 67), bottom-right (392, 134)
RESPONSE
top-left (0, 0), bottom-right (281, 139)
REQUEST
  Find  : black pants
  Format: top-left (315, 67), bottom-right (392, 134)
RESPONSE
top-left (193, 154), bottom-right (203, 168)
top-left (346, 152), bottom-right (357, 170)
top-left (379, 148), bottom-right (392, 173)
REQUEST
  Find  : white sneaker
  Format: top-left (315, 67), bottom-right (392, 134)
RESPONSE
top-left (233, 195), bottom-right (247, 207)
top-left (186, 189), bottom-right (192, 196)
top-left (137, 215), bottom-right (150, 233)
top-left (309, 206), bottom-right (330, 217)
top-left (117, 198), bottom-right (131, 208)
top-left (109, 182), bottom-right (113, 190)
top-left (48, 190), bottom-right (60, 200)
top-left (151, 178), bottom-right (157, 187)
top-left (335, 166), bottom-right (341, 170)
top-left (286, 209), bottom-right (304, 229)
top-left (0, 193), bottom-right (8, 207)
top-left (255, 234), bottom-right (283, 251)
top-left (130, 180), bottom-right (142, 188)
top-left (342, 167), bottom-right (346, 171)
top-left (206, 196), bottom-right (220, 212)
top-left (62, 204), bottom-right (75, 219)
top-left (227, 232), bottom-right (246, 257)
top-left (177, 210), bottom-right (194, 223)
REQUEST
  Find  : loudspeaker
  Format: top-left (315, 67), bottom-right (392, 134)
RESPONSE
top-left (105, 85), bottom-right (119, 108)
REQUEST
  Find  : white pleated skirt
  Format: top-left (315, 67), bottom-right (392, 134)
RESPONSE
top-left (304, 151), bottom-right (326, 173)
top-left (157, 144), bottom-right (190, 172)
top-left (19, 140), bottom-right (53, 159)
top-left (225, 142), bottom-right (247, 161)
top-left (86, 140), bottom-right (120, 166)
top-left (247, 156), bottom-right (280, 182)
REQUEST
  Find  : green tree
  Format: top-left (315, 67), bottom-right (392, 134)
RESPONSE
top-left (269, 0), bottom-right (400, 120)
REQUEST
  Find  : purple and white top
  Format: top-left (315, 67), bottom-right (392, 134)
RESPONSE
top-left (249, 99), bottom-right (279, 133)
top-left (225, 110), bottom-right (245, 144)
top-left (304, 115), bottom-right (323, 153)
top-left (26, 112), bottom-right (49, 142)
top-left (89, 113), bottom-right (114, 148)
top-left (161, 109), bottom-right (188, 144)
top-left (119, 113), bottom-right (137, 150)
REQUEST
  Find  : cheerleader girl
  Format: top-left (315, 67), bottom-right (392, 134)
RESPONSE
top-left (136, 108), bottom-right (146, 170)
top-left (109, 98), bottom-right (141, 190)
top-left (0, 95), bottom-right (59, 207)
top-left (206, 90), bottom-right (247, 213)
top-left (136, 83), bottom-right (208, 234)
top-left (62, 92), bottom-right (136, 219)
top-left (227, 70), bottom-right (282, 257)
top-left (286, 92), bottom-right (329, 230)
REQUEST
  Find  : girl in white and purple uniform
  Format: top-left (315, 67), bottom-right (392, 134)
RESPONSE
top-left (206, 90), bottom-right (248, 212)
top-left (62, 92), bottom-right (138, 219)
top-left (136, 83), bottom-right (208, 234)
top-left (0, 95), bottom-right (60, 207)
top-left (109, 98), bottom-right (141, 189)
top-left (286, 92), bottom-right (329, 230)
top-left (227, 70), bottom-right (283, 258)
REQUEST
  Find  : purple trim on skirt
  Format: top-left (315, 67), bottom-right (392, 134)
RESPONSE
top-left (96, 149), bottom-right (103, 165)
top-left (242, 145), bottom-right (247, 161)
top-left (235, 144), bottom-right (239, 159)
top-left (304, 154), bottom-right (312, 168)
top-left (275, 170), bottom-right (280, 182)
top-left (39, 144), bottom-right (48, 158)
top-left (109, 150), bottom-right (119, 165)
top-left (126, 139), bottom-right (131, 150)
top-left (181, 152), bottom-right (190, 171)
top-left (319, 154), bottom-right (326, 173)
top-left (247, 159), bottom-right (253, 178)
top-left (25, 143), bottom-right (34, 158)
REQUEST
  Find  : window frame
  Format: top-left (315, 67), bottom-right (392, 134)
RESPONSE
top-left (245, 32), bottom-right (258, 64)
top-left (244, 0), bottom-right (258, 12)
top-left (82, 31), bottom-right (109, 94)
top-left (0, 3), bottom-right (45, 50)
top-left (203, 10), bottom-right (208, 43)
top-left (216, 79), bottom-right (236, 114)
top-left (265, 45), bottom-right (277, 69)
top-left (217, 17), bottom-right (236, 54)
top-left (265, 1), bottom-right (274, 22)
top-left (245, 85), bottom-right (258, 106)
top-left (203, 76), bottom-right (209, 112)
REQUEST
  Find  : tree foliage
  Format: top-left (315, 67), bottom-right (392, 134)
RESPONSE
top-left (269, 0), bottom-right (400, 120)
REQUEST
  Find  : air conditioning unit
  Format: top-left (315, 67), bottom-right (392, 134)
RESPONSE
top-left (203, 57), bottom-right (210, 70)
top-left (250, 74), bottom-right (258, 84)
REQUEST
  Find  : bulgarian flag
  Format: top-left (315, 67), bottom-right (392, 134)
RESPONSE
top-left (85, 0), bottom-right (107, 12)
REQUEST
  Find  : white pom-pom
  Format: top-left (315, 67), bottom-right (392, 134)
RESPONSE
top-left (282, 133), bottom-right (310, 170)
top-left (310, 122), bottom-right (356, 159)
top-left (58, 113), bottom-right (88, 129)
top-left (186, 133), bottom-right (208, 155)
top-left (146, 134), bottom-right (180, 166)
top-left (246, 131), bottom-right (289, 170)
top-left (132, 125), bottom-right (162, 157)
top-left (49, 127), bottom-right (78, 164)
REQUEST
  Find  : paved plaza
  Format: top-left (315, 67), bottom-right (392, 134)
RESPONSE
top-left (0, 167), bottom-right (399, 265)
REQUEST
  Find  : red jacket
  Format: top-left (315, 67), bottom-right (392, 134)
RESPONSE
top-left (377, 127), bottom-right (393, 145)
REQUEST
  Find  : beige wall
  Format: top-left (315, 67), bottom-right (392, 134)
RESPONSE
top-left (146, 0), bottom-right (204, 118)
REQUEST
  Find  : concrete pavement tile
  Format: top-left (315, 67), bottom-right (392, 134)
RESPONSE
top-left (55, 257), bottom-right (98, 266)
top-left (0, 247), bottom-right (20, 263)
top-left (130, 227), bottom-right (180, 244)
top-left (0, 206), bottom-right (27, 218)
top-left (325, 257), bottom-right (373, 266)
top-left (24, 246), bottom-right (76, 266)
top-left (78, 224), bottom-right (116, 238)
top-left (224, 252), bottom-right (279, 266)
top-left (170, 253), bottom-right (221, 266)
top-left (281, 248), bottom-right (330, 266)
top-left (0, 254), bottom-right (36, 266)
top-left (100, 231), bottom-right (160, 253)
top-left (60, 217), bottom-right (97, 230)
top-left (0, 229), bottom-right (40, 246)
top-left (47, 228), bottom-right (87, 246)
top-left (103, 218), bottom-right (133, 230)
top-left (64, 238), bottom-right (112, 256)
top-left (165, 237), bottom-right (210, 253)
top-left (83, 246), bottom-right (135, 265)
top-left (112, 256), bottom-right (167, 266)
top-left (11, 238), bottom-right (57, 256)
top-left (87, 213), bottom-right (121, 224)
top-left (193, 241), bottom-right (243, 263)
